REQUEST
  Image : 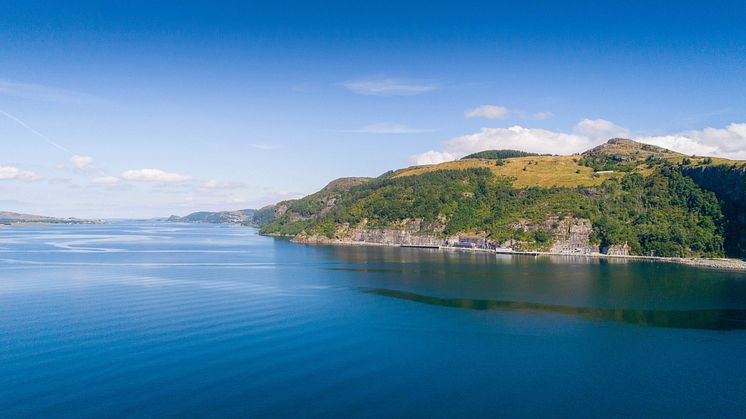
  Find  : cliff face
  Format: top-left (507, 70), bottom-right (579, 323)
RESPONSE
top-left (508, 217), bottom-right (598, 253)
top-left (295, 218), bottom-right (448, 247)
top-left (293, 215), bottom-right (623, 255)
top-left (683, 165), bottom-right (746, 257)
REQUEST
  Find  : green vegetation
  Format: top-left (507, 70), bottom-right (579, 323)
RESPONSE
top-left (589, 169), bottom-right (724, 257)
top-left (579, 156), bottom-right (639, 172)
top-left (393, 155), bottom-right (620, 188)
top-left (246, 206), bottom-right (277, 227)
top-left (260, 139), bottom-right (746, 258)
top-left (262, 165), bottom-right (725, 257)
top-left (461, 149), bottom-right (542, 160)
top-left (682, 165), bottom-right (746, 257)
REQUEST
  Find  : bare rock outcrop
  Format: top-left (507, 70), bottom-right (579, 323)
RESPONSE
top-left (550, 218), bottom-right (598, 253)
top-left (294, 218), bottom-right (450, 246)
top-left (506, 216), bottom-right (599, 253)
top-left (602, 243), bottom-right (630, 256)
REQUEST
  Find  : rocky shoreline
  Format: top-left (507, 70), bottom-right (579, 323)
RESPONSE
top-left (282, 234), bottom-right (746, 272)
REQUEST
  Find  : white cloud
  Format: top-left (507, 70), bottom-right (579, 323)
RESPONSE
top-left (410, 150), bottom-right (460, 165)
top-left (120, 169), bottom-right (192, 183)
top-left (91, 176), bottom-right (121, 185)
top-left (410, 119), bottom-right (746, 166)
top-left (340, 78), bottom-right (437, 96)
top-left (640, 123), bottom-right (746, 159)
top-left (336, 123), bottom-right (434, 134)
top-left (411, 124), bottom-right (592, 165)
top-left (465, 106), bottom-right (554, 121)
top-left (70, 155), bottom-right (94, 171)
top-left (0, 165), bottom-right (41, 181)
top-left (465, 105), bottom-right (508, 120)
top-left (572, 119), bottom-right (630, 143)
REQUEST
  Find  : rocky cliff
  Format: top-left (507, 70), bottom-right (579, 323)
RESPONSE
top-left (294, 218), bottom-right (448, 246)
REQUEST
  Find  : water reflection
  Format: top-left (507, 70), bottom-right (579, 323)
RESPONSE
top-left (314, 243), bottom-right (746, 312)
top-left (366, 288), bottom-right (746, 330)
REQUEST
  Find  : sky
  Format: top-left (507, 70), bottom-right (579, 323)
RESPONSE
top-left (1, 1), bottom-right (745, 218)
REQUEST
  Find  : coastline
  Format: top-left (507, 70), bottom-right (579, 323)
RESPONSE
top-left (277, 234), bottom-right (746, 271)
top-left (0, 221), bottom-right (104, 227)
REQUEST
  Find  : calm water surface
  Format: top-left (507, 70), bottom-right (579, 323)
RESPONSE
top-left (2, 222), bottom-right (746, 418)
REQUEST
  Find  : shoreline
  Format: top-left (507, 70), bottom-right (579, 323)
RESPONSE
top-left (277, 235), bottom-right (746, 271)
top-left (0, 221), bottom-right (105, 227)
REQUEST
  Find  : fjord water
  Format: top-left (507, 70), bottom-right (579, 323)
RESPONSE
top-left (2, 223), bottom-right (746, 418)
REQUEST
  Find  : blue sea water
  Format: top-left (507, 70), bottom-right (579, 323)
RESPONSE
top-left (1, 222), bottom-right (746, 418)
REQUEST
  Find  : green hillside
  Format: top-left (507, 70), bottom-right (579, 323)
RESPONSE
top-left (261, 139), bottom-right (746, 258)
top-left (167, 207), bottom-right (279, 227)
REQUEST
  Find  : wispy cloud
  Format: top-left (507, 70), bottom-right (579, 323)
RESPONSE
top-left (120, 169), bottom-right (192, 183)
top-left (0, 165), bottom-right (42, 181)
top-left (334, 123), bottom-right (434, 134)
top-left (532, 111), bottom-right (554, 120)
top-left (47, 177), bottom-right (73, 185)
top-left (91, 176), bottom-right (121, 185)
top-left (201, 180), bottom-right (246, 190)
top-left (0, 79), bottom-right (100, 104)
top-left (340, 78), bottom-right (438, 96)
top-left (465, 105), bottom-right (555, 121)
top-left (465, 105), bottom-right (508, 120)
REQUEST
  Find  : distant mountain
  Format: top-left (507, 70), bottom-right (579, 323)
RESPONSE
top-left (167, 206), bottom-right (277, 227)
top-left (0, 211), bottom-right (103, 225)
top-left (168, 209), bottom-right (255, 224)
top-left (260, 138), bottom-right (746, 259)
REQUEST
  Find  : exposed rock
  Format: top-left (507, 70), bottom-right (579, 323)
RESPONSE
top-left (550, 218), bottom-right (598, 253)
top-left (603, 243), bottom-right (630, 256)
top-left (507, 216), bottom-right (598, 253)
top-left (274, 204), bottom-right (289, 218)
top-left (286, 213), bottom-right (307, 223)
top-left (294, 218), bottom-right (450, 247)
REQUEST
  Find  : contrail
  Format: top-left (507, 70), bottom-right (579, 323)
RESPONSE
top-left (0, 109), bottom-right (73, 155)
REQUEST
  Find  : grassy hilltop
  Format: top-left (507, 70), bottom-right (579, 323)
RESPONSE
top-left (261, 139), bottom-right (746, 258)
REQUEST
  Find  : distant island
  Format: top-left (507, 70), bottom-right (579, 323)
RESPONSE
top-left (252, 138), bottom-right (746, 268)
top-left (0, 211), bottom-right (104, 226)
top-left (167, 206), bottom-right (275, 227)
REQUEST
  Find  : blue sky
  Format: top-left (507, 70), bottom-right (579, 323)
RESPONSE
top-left (1, 1), bottom-right (745, 217)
